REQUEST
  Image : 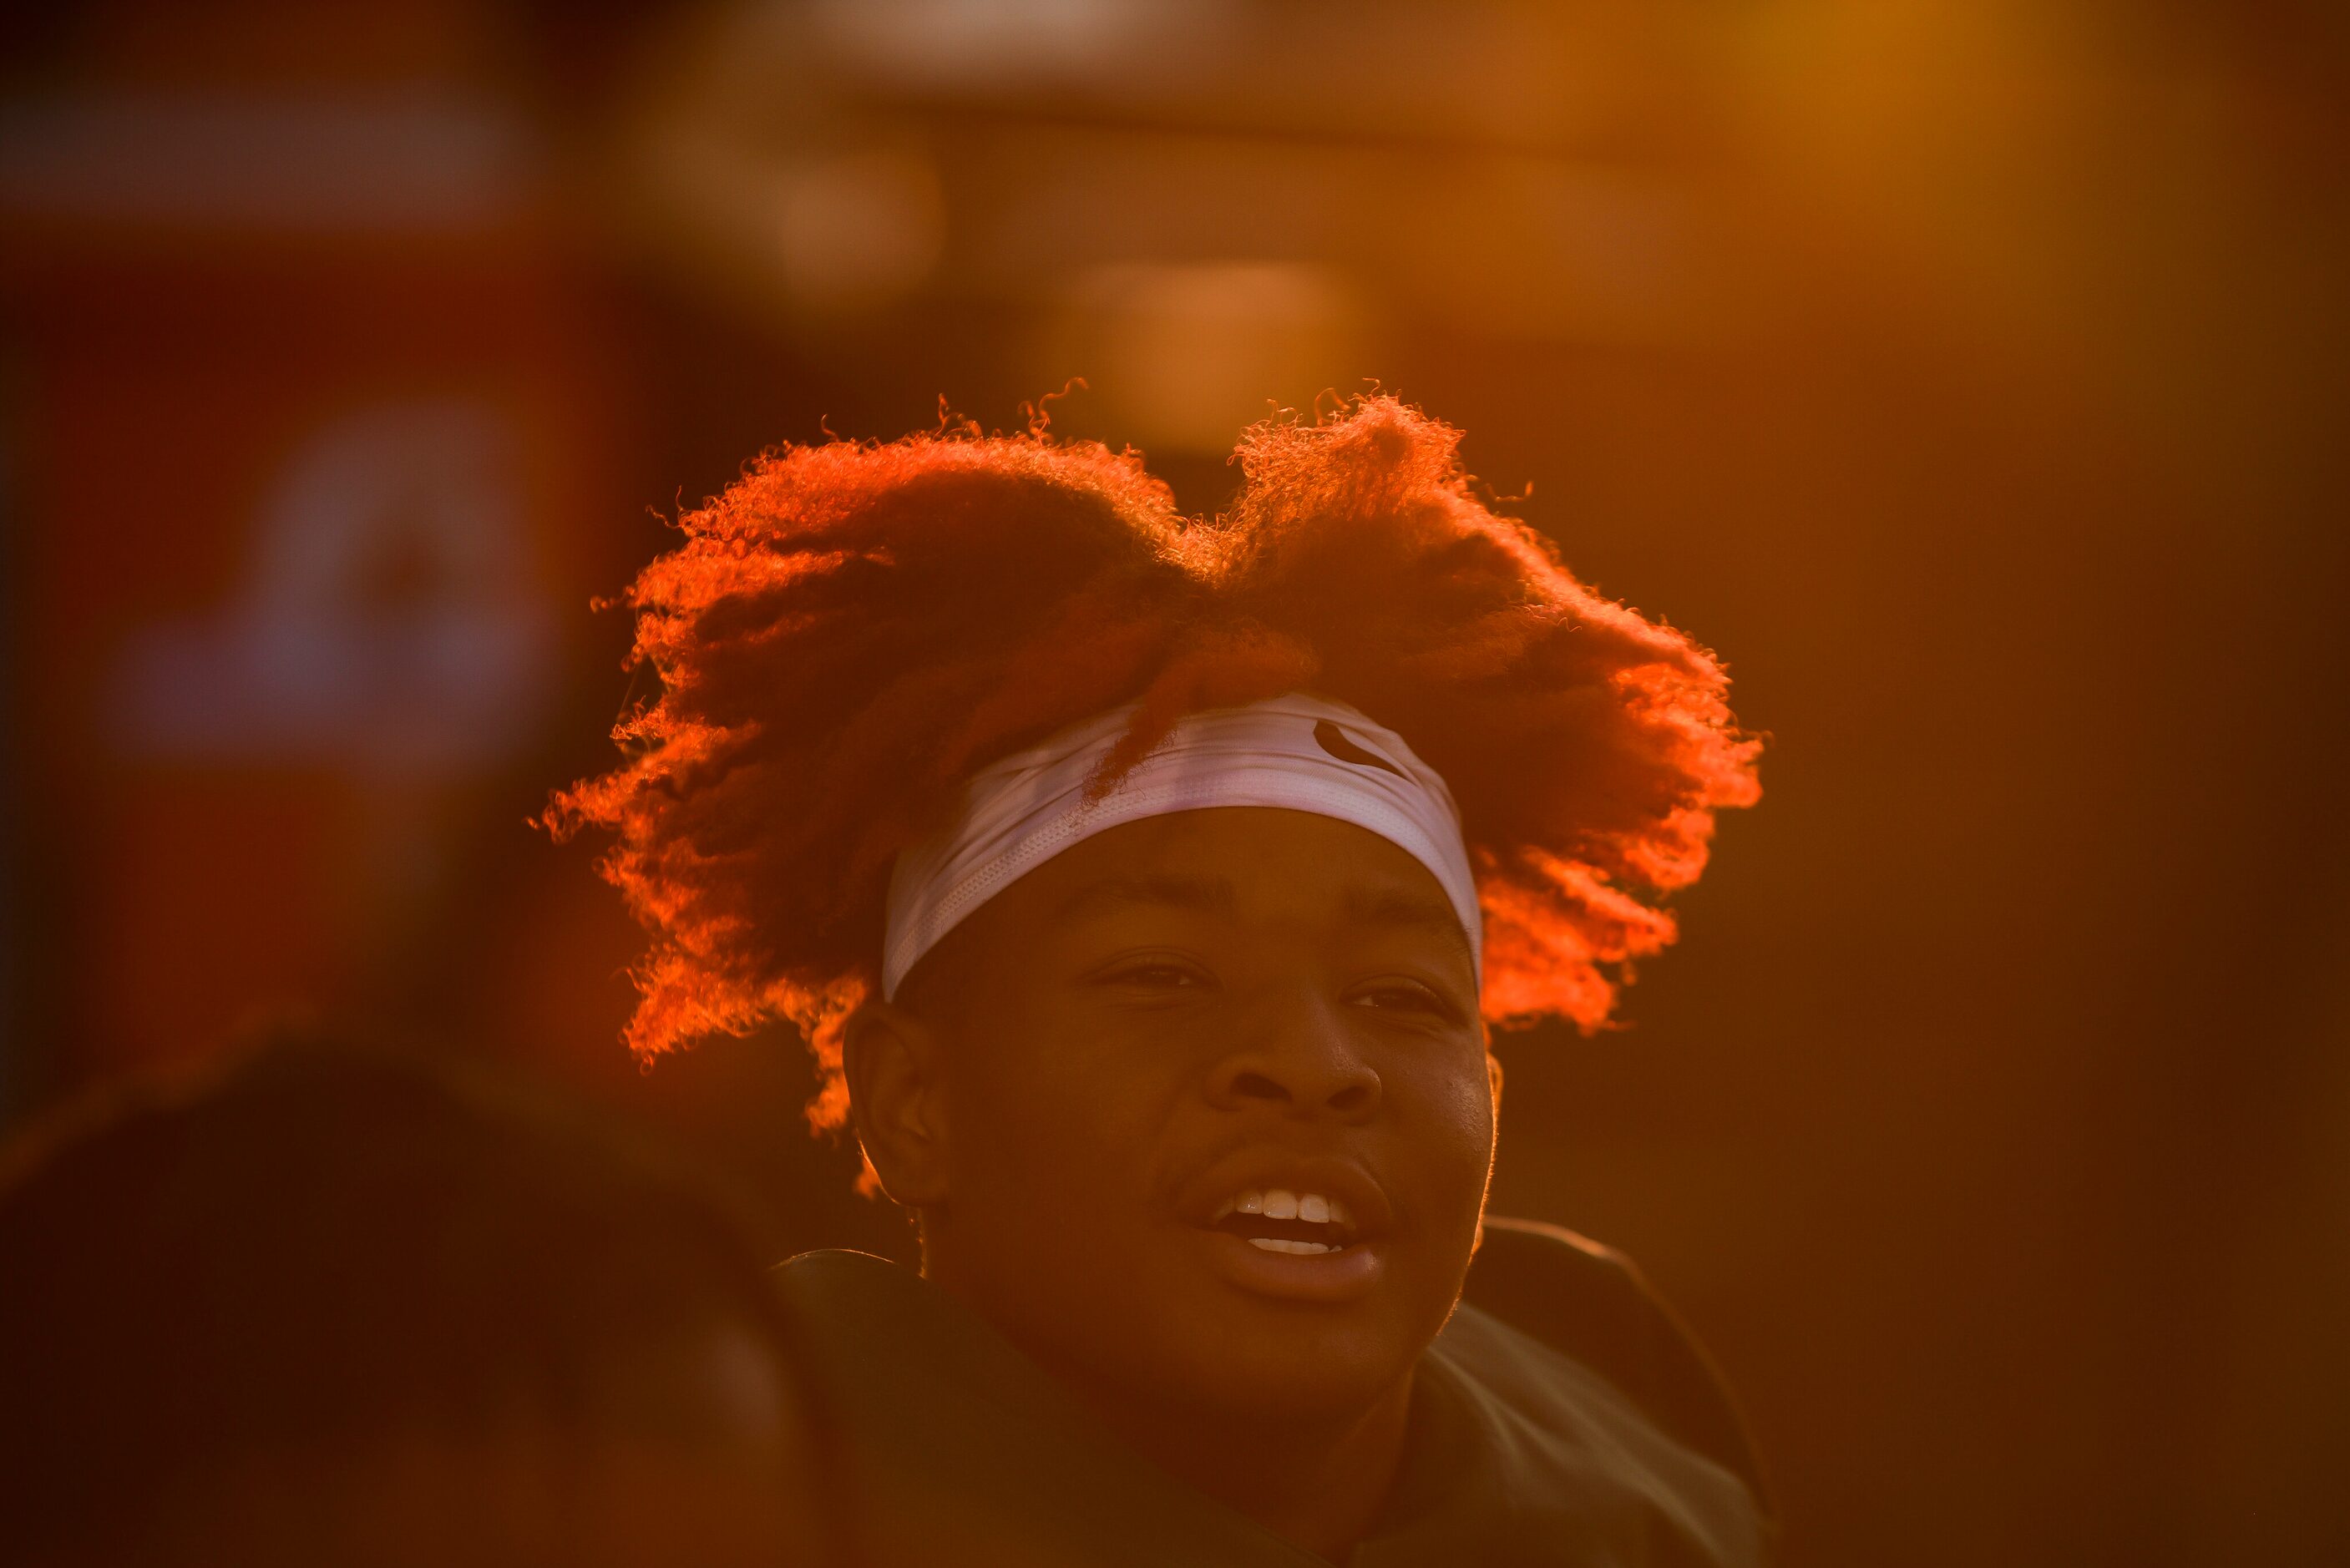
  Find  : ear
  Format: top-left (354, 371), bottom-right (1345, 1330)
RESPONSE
top-left (843, 999), bottom-right (953, 1210)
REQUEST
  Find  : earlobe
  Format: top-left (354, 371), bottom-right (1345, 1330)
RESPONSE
top-left (842, 999), bottom-right (952, 1209)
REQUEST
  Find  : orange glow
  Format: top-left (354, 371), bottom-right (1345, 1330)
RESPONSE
top-left (550, 397), bottom-right (1758, 1123)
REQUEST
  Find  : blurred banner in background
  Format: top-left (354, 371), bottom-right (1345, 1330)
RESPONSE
top-left (3, 2), bottom-right (2345, 1563)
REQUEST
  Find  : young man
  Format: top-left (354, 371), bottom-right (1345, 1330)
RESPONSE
top-left (555, 397), bottom-right (1768, 1563)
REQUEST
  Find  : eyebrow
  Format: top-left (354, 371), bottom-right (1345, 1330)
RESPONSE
top-left (1048, 873), bottom-right (1238, 928)
top-left (1344, 886), bottom-right (1476, 962)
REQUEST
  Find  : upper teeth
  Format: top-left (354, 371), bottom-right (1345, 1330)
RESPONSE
top-left (1213, 1188), bottom-right (1353, 1227)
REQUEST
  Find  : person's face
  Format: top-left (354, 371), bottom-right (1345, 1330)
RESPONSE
top-left (866, 807), bottom-right (1497, 1424)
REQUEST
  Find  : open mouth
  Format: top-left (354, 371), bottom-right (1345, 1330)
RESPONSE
top-left (1183, 1163), bottom-right (1390, 1302)
top-left (1208, 1187), bottom-right (1360, 1256)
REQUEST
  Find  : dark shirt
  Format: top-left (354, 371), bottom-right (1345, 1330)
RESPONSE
top-left (776, 1217), bottom-right (1773, 1566)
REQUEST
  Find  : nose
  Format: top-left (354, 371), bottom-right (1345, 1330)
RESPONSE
top-left (1203, 994), bottom-right (1383, 1123)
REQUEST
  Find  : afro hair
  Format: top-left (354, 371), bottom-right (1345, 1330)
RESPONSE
top-left (550, 397), bottom-right (1760, 1130)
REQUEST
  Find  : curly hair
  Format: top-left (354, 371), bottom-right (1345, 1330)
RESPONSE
top-left (550, 397), bottom-right (1760, 1130)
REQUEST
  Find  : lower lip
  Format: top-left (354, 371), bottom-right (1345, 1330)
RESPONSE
top-left (1193, 1228), bottom-right (1388, 1303)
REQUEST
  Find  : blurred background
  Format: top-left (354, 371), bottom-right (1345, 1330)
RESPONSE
top-left (2, 1), bottom-right (2344, 1561)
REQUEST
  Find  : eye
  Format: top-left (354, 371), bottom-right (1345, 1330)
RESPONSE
top-left (1114, 963), bottom-right (1202, 989)
top-left (1350, 979), bottom-right (1458, 1019)
top-left (1086, 953), bottom-right (1213, 996)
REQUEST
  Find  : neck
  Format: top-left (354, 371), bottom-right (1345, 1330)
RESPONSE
top-left (1065, 1365), bottom-right (1416, 1561)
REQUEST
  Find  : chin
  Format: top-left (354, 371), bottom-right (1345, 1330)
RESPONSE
top-left (1136, 1308), bottom-right (1418, 1424)
top-left (991, 1242), bottom-right (1437, 1426)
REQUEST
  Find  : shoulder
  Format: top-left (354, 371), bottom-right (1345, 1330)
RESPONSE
top-left (1460, 1217), bottom-right (1774, 1520)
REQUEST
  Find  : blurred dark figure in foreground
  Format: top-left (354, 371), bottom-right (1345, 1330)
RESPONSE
top-left (0, 1031), bottom-right (848, 1568)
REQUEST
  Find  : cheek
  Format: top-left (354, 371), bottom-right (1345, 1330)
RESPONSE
top-left (1394, 1049), bottom-right (1501, 1218)
top-left (944, 1013), bottom-right (1185, 1232)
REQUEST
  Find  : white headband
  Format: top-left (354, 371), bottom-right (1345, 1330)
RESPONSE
top-left (880, 693), bottom-right (1481, 999)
